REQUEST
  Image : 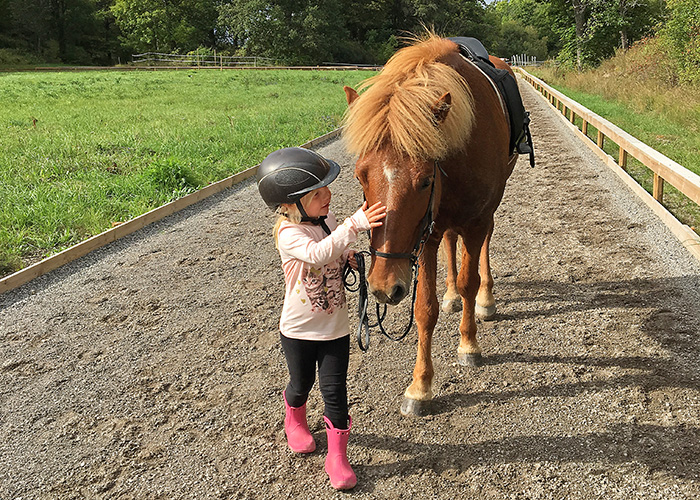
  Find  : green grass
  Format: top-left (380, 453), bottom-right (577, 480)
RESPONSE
top-left (0, 69), bottom-right (373, 276)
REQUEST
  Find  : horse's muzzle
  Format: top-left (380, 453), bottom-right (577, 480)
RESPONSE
top-left (370, 281), bottom-right (408, 305)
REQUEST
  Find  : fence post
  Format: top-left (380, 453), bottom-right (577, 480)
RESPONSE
top-left (618, 147), bottom-right (628, 171)
top-left (653, 174), bottom-right (665, 203)
top-left (597, 130), bottom-right (605, 149)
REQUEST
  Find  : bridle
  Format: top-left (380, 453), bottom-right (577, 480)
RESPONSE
top-left (369, 160), bottom-right (442, 263)
top-left (344, 160), bottom-right (446, 351)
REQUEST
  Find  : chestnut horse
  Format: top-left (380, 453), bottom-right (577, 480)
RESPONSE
top-left (342, 34), bottom-right (518, 416)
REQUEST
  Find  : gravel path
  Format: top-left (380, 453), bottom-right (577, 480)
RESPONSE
top-left (1, 80), bottom-right (699, 500)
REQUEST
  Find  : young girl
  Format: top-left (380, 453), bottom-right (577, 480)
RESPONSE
top-left (256, 147), bottom-right (386, 490)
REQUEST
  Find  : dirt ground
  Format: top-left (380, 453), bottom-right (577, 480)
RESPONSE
top-left (1, 80), bottom-right (700, 500)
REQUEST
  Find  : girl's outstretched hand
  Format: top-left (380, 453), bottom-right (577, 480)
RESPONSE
top-left (363, 201), bottom-right (387, 228)
top-left (347, 250), bottom-right (359, 270)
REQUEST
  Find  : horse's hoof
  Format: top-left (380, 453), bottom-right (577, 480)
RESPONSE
top-left (475, 303), bottom-right (496, 321)
top-left (458, 352), bottom-right (483, 367)
top-left (441, 297), bottom-right (462, 313)
top-left (400, 397), bottom-right (432, 417)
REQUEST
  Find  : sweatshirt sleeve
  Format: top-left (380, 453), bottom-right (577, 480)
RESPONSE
top-left (279, 207), bottom-right (371, 266)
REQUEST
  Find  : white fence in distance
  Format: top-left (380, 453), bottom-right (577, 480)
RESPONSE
top-left (511, 54), bottom-right (539, 66)
top-left (132, 52), bottom-right (280, 68)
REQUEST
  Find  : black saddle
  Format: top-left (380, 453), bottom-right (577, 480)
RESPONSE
top-left (447, 37), bottom-right (535, 167)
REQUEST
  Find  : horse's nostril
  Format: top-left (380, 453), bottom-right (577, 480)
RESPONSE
top-left (390, 284), bottom-right (406, 303)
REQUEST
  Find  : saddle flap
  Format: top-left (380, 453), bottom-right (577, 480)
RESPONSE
top-left (448, 36), bottom-right (535, 165)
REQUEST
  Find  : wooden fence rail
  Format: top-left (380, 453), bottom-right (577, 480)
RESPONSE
top-left (515, 67), bottom-right (700, 262)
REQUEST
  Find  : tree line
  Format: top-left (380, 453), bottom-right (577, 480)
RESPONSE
top-left (0, 1), bottom-right (695, 71)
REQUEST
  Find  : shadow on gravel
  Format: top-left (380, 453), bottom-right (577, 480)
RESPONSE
top-left (496, 275), bottom-right (700, 354)
top-left (499, 276), bottom-right (700, 317)
top-left (353, 421), bottom-right (700, 483)
top-left (434, 354), bottom-right (700, 410)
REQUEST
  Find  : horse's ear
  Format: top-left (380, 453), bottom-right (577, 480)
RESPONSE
top-left (431, 92), bottom-right (452, 124)
top-left (344, 86), bottom-right (359, 106)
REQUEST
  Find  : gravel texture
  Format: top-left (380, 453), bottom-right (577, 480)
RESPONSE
top-left (1, 80), bottom-right (700, 500)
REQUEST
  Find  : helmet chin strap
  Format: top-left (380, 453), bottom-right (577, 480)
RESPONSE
top-left (296, 200), bottom-right (331, 235)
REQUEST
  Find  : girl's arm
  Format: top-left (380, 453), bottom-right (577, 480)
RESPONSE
top-left (278, 209), bottom-right (370, 266)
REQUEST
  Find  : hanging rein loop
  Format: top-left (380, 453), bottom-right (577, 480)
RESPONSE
top-left (343, 251), bottom-right (419, 352)
top-left (343, 160), bottom-right (443, 352)
top-left (343, 251), bottom-right (378, 351)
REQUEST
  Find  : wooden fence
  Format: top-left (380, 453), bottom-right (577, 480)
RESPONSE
top-left (130, 53), bottom-right (381, 71)
top-left (132, 52), bottom-right (280, 68)
top-left (515, 67), bottom-right (700, 262)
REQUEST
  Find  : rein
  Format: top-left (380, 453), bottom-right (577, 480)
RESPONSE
top-left (344, 160), bottom-right (443, 351)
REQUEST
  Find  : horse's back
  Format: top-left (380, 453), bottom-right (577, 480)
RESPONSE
top-left (489, 56), bottom-right (516, 79)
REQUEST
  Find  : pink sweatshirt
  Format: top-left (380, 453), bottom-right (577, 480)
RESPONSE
top-left (277, 209), bottom-right (371, 341)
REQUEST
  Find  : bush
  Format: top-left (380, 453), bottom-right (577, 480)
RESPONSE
top-left (618, 36), bottom-right (678, 86)
top-left (0, 48), bottom-right (41, 67)
top-left (659, 0), bottom-right (700, 83)
top-left (141, 157), bottom-right (201, 199)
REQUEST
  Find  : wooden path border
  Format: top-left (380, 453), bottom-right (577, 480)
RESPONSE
top-left (0, 129), bottom-right (342, 295)
top-left (516, 68), bottom-right (700, 264)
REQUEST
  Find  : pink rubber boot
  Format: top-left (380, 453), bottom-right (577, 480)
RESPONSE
top-left (324, 416), bottom-right (357, 490)
top-left (284, 392), bottom-right (316, 453)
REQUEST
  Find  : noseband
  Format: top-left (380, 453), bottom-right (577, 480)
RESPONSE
top-left (345, 160), bottom-right (445, 351)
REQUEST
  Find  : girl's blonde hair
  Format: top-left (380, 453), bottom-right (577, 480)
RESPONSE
top-left (272, 190), bottom-right (314, 248)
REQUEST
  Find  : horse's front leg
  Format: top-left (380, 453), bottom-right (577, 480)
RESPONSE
top-left (457, 225), bottom-right (490, 367)
top-left (441, 229), bottom-right (462, 313)
top-left (401, 238), bottom-right (440, 417)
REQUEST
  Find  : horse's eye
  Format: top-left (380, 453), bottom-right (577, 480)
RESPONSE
top-left (420, 177), bottom-right (432, 190)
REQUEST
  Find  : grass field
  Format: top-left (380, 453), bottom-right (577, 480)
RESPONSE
top-left (0, 69), bottom-right (373, 276)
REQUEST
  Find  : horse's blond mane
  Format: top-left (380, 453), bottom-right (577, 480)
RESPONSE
top-left (342, 33), bottom-right (475, 161)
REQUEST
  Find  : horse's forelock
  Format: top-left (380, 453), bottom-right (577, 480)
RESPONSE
top-left (342, 34), bottom-right (475, 161)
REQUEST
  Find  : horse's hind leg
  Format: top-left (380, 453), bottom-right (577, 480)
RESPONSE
top-left (441, 230), bottom-right (462, 313)
top-left (475, 221), bottom-right (496, 320)
top-left (457, 225), bottom-right (490, 367)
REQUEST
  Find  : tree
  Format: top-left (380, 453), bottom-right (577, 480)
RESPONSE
top-left (218, 0), bottom-right (363, 65)
top-left (550, 0), bottom-right (666, 70)
top-left (489, 0), bottom-right (560, 57)
top-left (112, 0), bottom-right (217, 54)
top-left (569, 0), bottom-right (590, 70)
top-left (0, 0), bottom-right (119, 64)
top-left (493, 19), bottom-right (549, 59)
top-left (3, 0), bottom-right (54, 58)
top-left (659, 0), bottom-right (700, 82)
top-left (587, 0), bottom-right (665, 53)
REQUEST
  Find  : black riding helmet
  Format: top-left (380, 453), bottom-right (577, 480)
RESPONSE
top-left (256, 147), bottom-right (341, 210)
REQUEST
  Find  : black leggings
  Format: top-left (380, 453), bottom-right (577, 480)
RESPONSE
top-left (280, 334), bottom-right (349, 429)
